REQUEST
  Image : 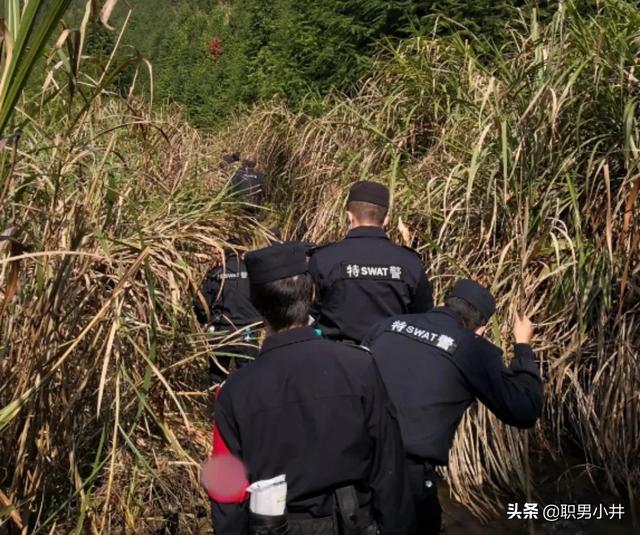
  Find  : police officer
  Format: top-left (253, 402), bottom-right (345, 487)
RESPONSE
top-left (222, 152), bottom-right (241, 167)
top-left (230, 159), bottom-right (265, 210)
top-left (363, 279), bottom-right (544, 533)
top-left (194, 241), bottom-right (262, 383)
top-left (209, 242), bottom-right (415, 534)
top-left (309, 181), bottom-right (433, 343)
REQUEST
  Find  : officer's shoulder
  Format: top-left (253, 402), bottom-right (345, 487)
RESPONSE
top-left (365, 316), bottom-right (401, 340)
top-left (204, 263), bottom-right (221, 274)
top-left (319, 338), bottom-right (372, 362)
top-left (309, 240), bottom-right (341, 254)
top-left (397, 243), bottom-right (423, 260)
top-left (336, 340), bottom-right (372, 355)
top-left (203, 264), bottom-right (223, 280)
top-left (223, 251), bottom-right (242, 264)
top-left (473, 334), bottom-right (502, 354)
top-left (377, 313), bottom-right (413, 328)
top-left (454, 330), bottom-right (501, 360)
top-left (217, 361), bottom-right (257, 395)
top-left (307, 240), bottom-right (343, 263)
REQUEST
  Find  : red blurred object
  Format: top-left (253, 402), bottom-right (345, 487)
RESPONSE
top-left (203, 387), bottom-right (249, 502)
top-left (208, 36), bottom-right (223, 59)
top-left (202, 454), bottom-right (248, 501)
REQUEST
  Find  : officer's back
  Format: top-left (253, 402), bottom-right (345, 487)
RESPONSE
top-left (194, 244), bottom-right (263, 383)
top-left (194, 250), bottom-right (260, 329)
top-left (230, 159), bottom-right (264, 208)
top-left (367, 307), bottom-right (542, 464)
top-left (309, 181), bottom-right (433, 343)
top-left (222, 330), bottom-right (395, 513)
top-left (364, 279), bottom-right (544, 533)
top-left (209, 243), bottom-right (414, 534)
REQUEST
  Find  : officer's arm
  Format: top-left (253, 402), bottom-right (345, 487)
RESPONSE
top-left (408, 269), bottom-right (433, 313)
top-left (464, 343), bottom-right (544, 428)
top-left (210, 390), bottom-right (249, 535)
top-left (363, 360), bottom-right (416, 534)
top-left (194, 267), bottom-right (222, 325)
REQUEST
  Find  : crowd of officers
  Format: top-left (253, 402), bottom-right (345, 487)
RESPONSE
top-left (195, 171), bottom-right (544, 535)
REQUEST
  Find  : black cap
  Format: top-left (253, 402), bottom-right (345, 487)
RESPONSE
top-left (347, 181), bottom-right (389, 208)
top-left (245, 243), bottom-right (308, 284)
top-left (450, 279), bottom-right (496, 323)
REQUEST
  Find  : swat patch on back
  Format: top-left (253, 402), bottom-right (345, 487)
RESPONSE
top-left (217, 271), bottom-right (248, 280)
top-left (341, 263), bottom-right (404, 281)
top-left (386, 320), bottom-right (458, 354)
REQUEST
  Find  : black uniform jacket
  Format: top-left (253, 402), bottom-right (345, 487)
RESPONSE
top-left (230, 167), bottom-right (264, 207)
top-left (211, 327), bottom-right (415, 535)
top-left (363, 307), bottom-right (544, 466)
top-left (309, 226), bottom-right (433, 343)
top-left (194, 253), bottom-right (261, 328)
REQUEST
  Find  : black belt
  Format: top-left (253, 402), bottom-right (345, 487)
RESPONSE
top-left (249, 486), bottom-right (378, 535)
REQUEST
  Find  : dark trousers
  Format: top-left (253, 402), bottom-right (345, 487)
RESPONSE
top-left (407, 459), bottom-right (442, 534)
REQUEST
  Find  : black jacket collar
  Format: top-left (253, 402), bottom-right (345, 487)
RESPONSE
top-left (346, 226), bottom-right (387, 239)
top-left (261, 326), bottom-right (319, 355)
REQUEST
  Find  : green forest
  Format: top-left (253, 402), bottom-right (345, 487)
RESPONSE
top-left (1, 0), bottom-right (639, 533)
top-left (72, 0), bottom-right (601, 127)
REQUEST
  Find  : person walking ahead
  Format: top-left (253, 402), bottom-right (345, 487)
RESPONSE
top-left (209, 242), bottom-right (414, 535)
top-left (309, 181), bottom-right (433, 343)
top-left (363, 279), bottom-right (544, 534)
top-left (230, 159), bottom-right (265, 211)
top-left (194, 242), bottom-right (262, 383)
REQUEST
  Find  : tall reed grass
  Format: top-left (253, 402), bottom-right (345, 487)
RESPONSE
top-left (2, 0), bottom-right (639, 532)
top-left (1, 2), bottom-right (261, 532)
top-left (228, 1), bottom-right (640, 522)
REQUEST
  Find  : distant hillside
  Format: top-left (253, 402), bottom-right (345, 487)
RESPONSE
top-left (65, 0), bottom-right (599, 128)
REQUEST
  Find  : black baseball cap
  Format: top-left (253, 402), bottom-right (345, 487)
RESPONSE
top-left (347, 181), bottom-right (389, 208)
top-left (450, 279), bottom-right (496, 323)
top-left (245, 243), bottom-right (309, 284)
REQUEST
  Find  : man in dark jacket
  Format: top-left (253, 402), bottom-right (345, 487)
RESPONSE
top-left (230, 159), bottom-right (265, 211)
top-left (309, 181), bottom-right (433, 343)
top-left (194, 245), bottom-right (262, 383)
top-left (363, 279), bottom-right (544, 534)
top-left (208, 242), bottom-right (415, 535)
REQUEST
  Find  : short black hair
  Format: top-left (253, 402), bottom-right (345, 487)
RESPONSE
top-left (347, 201), bottom-right (387, 225)
top-left (445, 296), bottom-right (486, 330)
top-left (250, 273), bottom-right (313, 331)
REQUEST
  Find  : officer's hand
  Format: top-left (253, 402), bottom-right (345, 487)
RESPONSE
top-left (513, 312), bottom-right (534, 344)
